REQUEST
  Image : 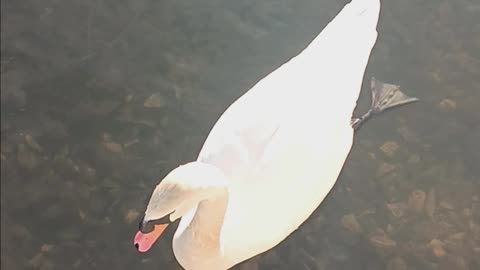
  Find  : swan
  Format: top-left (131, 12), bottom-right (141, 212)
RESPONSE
top-left (133, 0), bottom-right (417, 269)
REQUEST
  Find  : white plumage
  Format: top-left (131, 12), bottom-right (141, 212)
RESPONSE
top-left (137, 1), bottom-right (382, 269)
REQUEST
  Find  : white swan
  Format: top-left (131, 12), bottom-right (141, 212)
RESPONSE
top-left (133, 0), bottom-right (416, 269)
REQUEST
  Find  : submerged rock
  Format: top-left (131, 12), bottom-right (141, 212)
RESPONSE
top-left (17, 143), bottom-right (39, 169)
top-left (397, 125), bottom-right (419, 143)
top-left (438, 98), bottom-right (456, 111)
top-left (439, 200), bottom-right (455, 211)
top-left (380, 141), bottom-right (400, 157)
top-left (377, 162), bottom-right (396, 177)
top-left (103, 141), bottom-right (123, 153)
top-left (144, 93), bottom-right (167, 108)
top-left (369, 229), bottom-right (397, 256)
top-left (408, 190), bottom-right (426, 213)
top-left (24, 134), bottom-right (43, 152)
top-left (341, 213), bottom-right (363, 234)
top-left (428, 238), bottom-right (446, 258)
top-left (386, 202), bottom-right (408, 219)
top-left (425, 188), bottom-right (436, 218)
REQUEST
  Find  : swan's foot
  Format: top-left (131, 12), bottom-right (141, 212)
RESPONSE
top-left (369, 77), bottom-right (419, 113)
top-left (352, 77), bottom-right (419, 130)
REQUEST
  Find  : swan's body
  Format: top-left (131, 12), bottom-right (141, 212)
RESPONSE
top-left (135, 1), bottom-right (385, 269)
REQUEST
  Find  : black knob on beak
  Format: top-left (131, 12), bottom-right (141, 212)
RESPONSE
top-left (138, 216), bottom-right (154, 233)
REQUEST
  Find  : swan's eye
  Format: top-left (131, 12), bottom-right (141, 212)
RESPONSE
top-left (139, 220), bottom-right (154, 233)
top-left (139, 213), bottom-right (171, 233)
top-left (138, 217), bottom-right (154, 233)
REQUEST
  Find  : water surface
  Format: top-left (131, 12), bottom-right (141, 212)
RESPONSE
top-left (1, 0), bottom-right (479, 269)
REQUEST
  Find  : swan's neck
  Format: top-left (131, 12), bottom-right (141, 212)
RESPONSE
top-left (172, 162), bottom-right (230, 268)
top-left (190, 192), bottom-right (228, 252)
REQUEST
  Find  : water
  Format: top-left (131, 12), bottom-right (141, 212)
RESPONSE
top-left (1, 0), bottom-right (479, 269)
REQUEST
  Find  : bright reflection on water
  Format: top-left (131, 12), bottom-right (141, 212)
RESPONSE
top-left (1, 0), bottom-right (479, 269)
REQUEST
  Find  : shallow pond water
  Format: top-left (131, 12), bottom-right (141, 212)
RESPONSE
top-left (1, 0), bottom-right (479, 269)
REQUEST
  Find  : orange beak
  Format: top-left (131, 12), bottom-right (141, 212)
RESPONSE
top-left (133, 224), bottom-right (168, 252)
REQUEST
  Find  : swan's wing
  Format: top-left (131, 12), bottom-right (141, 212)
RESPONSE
top-left (197, 0), bottom-right (380, 182)
top-left (197, 69), bottom-right (289, 181)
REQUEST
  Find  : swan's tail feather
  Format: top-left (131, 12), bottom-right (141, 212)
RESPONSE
top-left (301, 0), bottom-right (381, 122)
top-left (351, 78), bottom-right (419, 130)
top-left (345, 0), bottom-right (381, 28)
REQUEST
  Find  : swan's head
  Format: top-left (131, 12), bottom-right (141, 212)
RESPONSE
top-left (133, 161), bottom-right (228, 253)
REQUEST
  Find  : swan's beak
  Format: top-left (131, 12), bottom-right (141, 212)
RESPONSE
top-left (133, 224), bottom-right (168, 252)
